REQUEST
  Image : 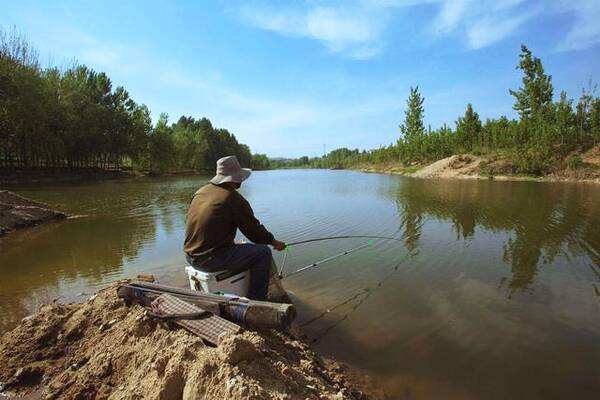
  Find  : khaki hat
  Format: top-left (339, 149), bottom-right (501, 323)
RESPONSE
top-left (210, 155), bottom-right (252, 184)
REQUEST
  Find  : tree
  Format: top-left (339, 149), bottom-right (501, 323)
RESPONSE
top-left (251, 154), bottom-right (270, 170)
top-left (148, 113), bottom-right (176, 173)
top-left (589, 98), bottom-right (600, 146)
top-left (553, 91), bottom-right (575, 146)
top-left (509, 45), bottom-right (553, 122)
top-left (399, 86), bottom-right (425, 161)
top-left (455, 103), bottom-right (482, 152)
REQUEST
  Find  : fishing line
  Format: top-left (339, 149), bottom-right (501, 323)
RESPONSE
top-left (282, 242), bottom-right (372, 279)
top-left (305, 251), bottom-right (416, 342)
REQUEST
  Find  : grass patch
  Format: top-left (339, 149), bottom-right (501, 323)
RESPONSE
top-left (402, 165), bottom-right (422, 174)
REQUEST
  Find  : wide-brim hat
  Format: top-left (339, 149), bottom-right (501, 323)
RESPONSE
top-left (210, 155), bottom-right (252, 184)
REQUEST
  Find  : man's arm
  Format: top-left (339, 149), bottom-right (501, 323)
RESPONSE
top-left (230, 193), bottom-right (285, 249)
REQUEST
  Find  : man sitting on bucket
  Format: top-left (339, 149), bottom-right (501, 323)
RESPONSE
top-left (184, 155), bottom-right (286, 300)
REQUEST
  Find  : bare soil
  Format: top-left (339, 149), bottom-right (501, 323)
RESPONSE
top-left (0, 283), bottom-right (371, 400)
top-left (409, 154), bottom-right (482, 179)
top-left (0, 191), bottom-right (68, 237)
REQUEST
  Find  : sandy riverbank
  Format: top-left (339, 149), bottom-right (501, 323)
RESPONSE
top-left (356, 147), bottom-right (600, 184)
top-left (0, 191), bottom-right (68, 237)
top-left (0, 283), bottom-right (373, 400)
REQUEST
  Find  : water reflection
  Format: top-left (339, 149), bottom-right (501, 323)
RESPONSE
top-left (300, 251), bottom-right (417, 344)
top-left (0, 177), bottom-right (208, 332)
top-left (393, 179), bottom-right (600, 295)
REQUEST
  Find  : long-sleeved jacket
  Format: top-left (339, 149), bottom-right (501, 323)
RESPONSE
top-left (183, 183), bottom-right (274, 260)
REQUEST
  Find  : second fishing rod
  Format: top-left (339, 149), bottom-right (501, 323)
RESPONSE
top-left (278, 235), bottom-right (403, 279)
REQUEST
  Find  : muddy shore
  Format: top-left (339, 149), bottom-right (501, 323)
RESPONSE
top-left (0, 191), bottom-right (68, 237)
top-left (0, 283), bottom-right (374, 400)
top-left (356, 147), bottom-right (600, 184)
top-left (0, 168), bottom-right (214, 186)
top-left (0, 169), bottom-right (134, 186)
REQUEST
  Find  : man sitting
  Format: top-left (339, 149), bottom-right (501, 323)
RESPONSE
top-left (184, 155), bottom-right (286, 300)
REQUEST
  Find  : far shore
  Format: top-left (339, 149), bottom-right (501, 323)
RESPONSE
top-left (3, 150), bottom-right (600, 187)
top-left (353, 151), bottom-right (600, 185)
top-left (0, 168), bottom-right (212, 186)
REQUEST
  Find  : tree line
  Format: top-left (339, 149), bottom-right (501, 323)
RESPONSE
top-left (277, 45), bottom-right (600, 175)
top-left (0, 28), bottom-right (257, 174)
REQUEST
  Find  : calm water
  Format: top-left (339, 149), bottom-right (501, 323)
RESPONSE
top-left (1, 170), bottom-right (599, 399)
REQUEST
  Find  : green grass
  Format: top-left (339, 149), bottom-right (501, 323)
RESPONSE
top-left (402, 165), bottom-right (422, 174)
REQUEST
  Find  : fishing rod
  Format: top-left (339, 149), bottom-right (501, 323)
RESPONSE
top-left (278, 235), bottom-right (402, 278)
top-left (281, 242), bottom-right (372, 279)
top-left (286, 235), bottom-right (403, 246)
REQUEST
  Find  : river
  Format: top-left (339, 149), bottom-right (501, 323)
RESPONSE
top-left (1, 169), bottom-right (599, 399)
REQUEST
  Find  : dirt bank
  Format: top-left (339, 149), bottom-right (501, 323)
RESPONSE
top-left (0, 191), bottom-right (68, 237)
top-left (0, 168), bottom-right (134, 186)
top-left (0, 283), bottom-right (371, 400)
top-left (409, 154), bottom-right (482, 179)
top-left (357, 147), bottom-right (600, 184)
top-left (0, 168), bottom-right (215, 185)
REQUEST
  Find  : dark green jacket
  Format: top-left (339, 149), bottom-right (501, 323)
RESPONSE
top-left (184, 183), bottom-right (274, 259)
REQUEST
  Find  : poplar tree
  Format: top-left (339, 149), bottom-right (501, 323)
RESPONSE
top-left (455, 103), bottom-right (482, 152)
top-left (509, 45), bottom-right (553, 122)
top-left (399, 86), bottom-right (425, 161)
top-left (590, 98), bottom-right (600, 145)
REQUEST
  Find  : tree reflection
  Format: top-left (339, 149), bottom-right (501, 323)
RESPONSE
top-left (0, 178), bottom-right (194, 333)
top-left (393, 178), bottom-right (600, 294)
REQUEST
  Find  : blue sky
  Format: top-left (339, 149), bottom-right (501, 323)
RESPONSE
top-left (2, 0), bottom-right (599, 157)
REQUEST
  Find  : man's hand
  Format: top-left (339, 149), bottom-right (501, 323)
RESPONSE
top-left (271, 239), bottom-right (286, 251)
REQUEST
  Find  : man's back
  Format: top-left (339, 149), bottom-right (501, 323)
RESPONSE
top-left (184, 183), bottom-right (237, 258)
top-left (184, 183), bottom-right (274, 259)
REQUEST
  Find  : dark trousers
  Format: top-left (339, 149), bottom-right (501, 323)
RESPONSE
top-left (187, 243), bottom-right (272, 300)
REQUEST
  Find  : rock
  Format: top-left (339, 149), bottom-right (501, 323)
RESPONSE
top-left (157, 369), bottom-right (184, 400)
top-left (11, 365), bottom-right (44, 386)
top-left (94, 358), bottom-right (112, 379)
top-left (153, 356), bottom-right (168, 375)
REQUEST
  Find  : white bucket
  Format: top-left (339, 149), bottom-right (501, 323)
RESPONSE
top-left (185, 265), bottom-right (250, 297)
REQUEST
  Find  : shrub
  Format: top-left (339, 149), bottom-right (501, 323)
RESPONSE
top-left (510, 146), bottom-right (554, 175)
top-left (566, 154), bottom-right (583, 170)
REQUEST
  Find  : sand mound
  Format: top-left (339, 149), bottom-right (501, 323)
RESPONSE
top-left (0, 191), bottom-right (67, 236)
top-left (0, 284), bottom-right (368, 400)
top-left (410, 155), bottom-right (482, 179)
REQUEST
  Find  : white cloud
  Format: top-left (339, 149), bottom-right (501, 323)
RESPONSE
top-left (79, 47), bottom-right (120, 69)
top-left (431, 0), bottom-right (534, 49)
top-left (433, 0), bottom-right (468, 34)
top-left (238, 0), bottom-right (543, 56)
top-left (239, 4), bottom-right (388, 59)
top-left (306, 7), bottom-right (382, 51)
top-left (466, 12), bottom-right (531, 50)
top-left (429, 0), bottom-right (600, 52)
top-left (555, 0), bottom-right (600, 51)
top-left (222, 0), bottom-right (600, 63)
